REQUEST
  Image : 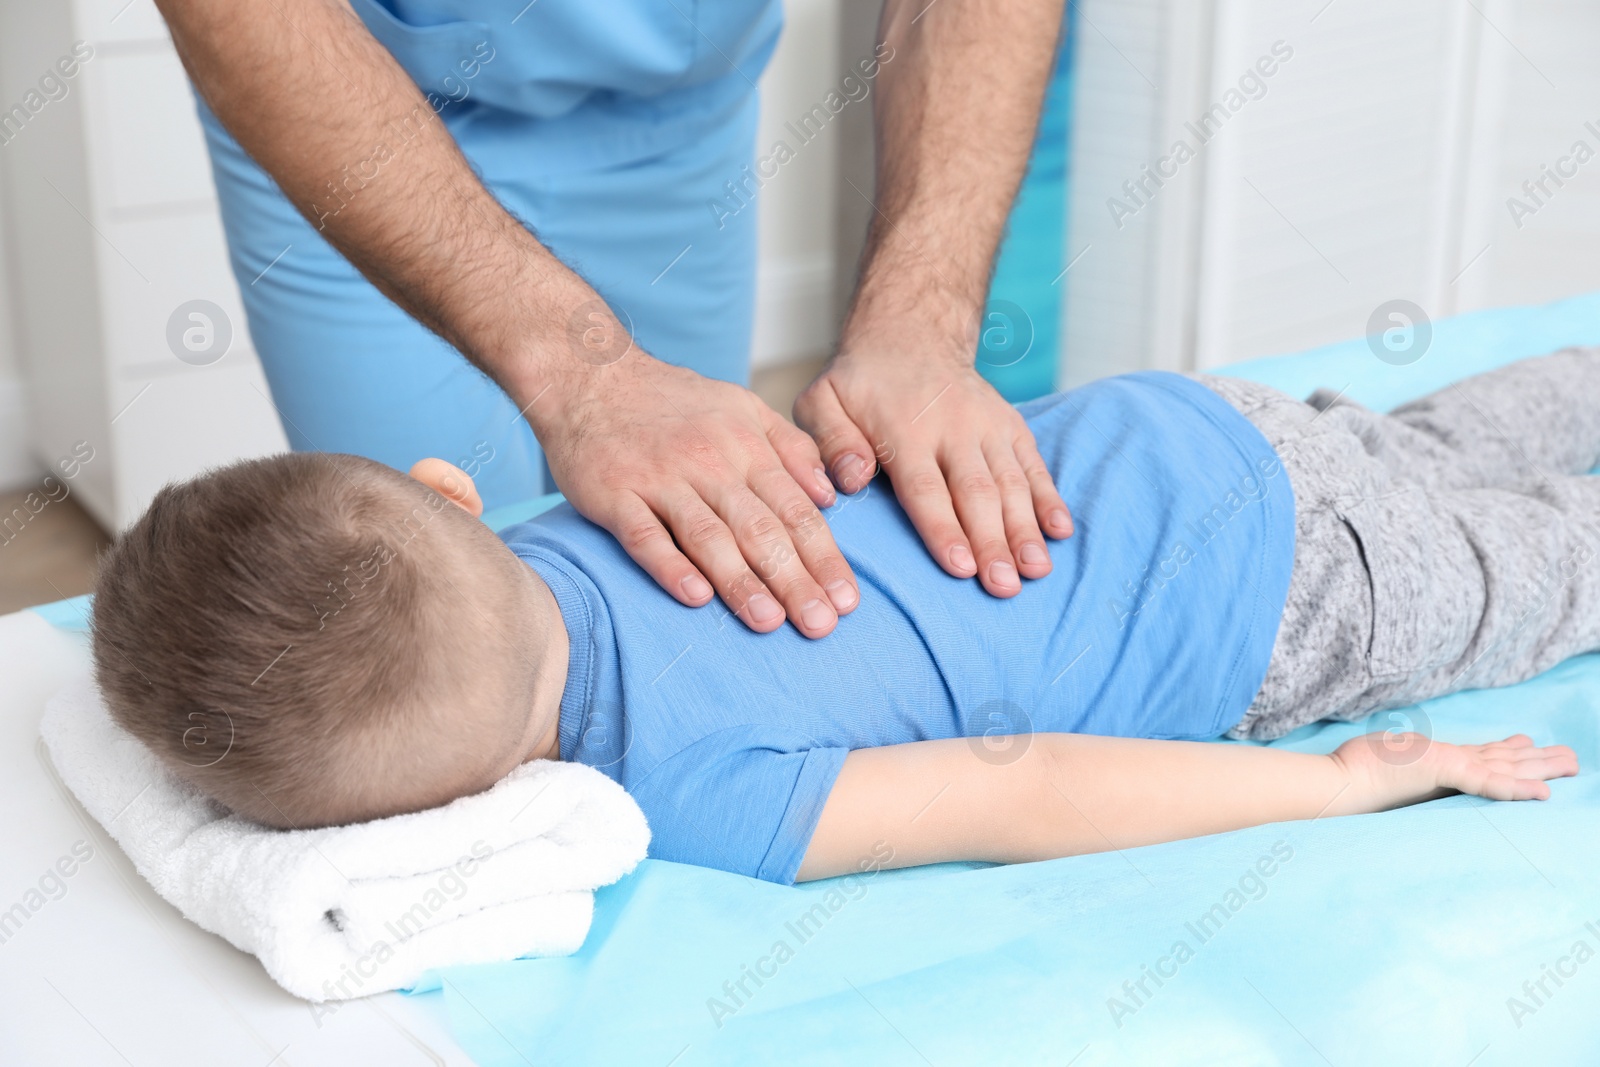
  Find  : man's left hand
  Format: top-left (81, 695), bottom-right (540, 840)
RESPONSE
top-left (794, 331), bottom-right (1073, 598)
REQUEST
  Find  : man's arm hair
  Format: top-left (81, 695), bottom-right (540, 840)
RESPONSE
top-left (157, 0), bottom-right (589, 399)
top-left (846, 0), bottom-right (1066, 335)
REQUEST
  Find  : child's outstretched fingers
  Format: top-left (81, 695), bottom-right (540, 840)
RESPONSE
top-left (1479, 734), bottom-right (1535, 752)
top-left (1439, 738), bottom-right (1579, 802)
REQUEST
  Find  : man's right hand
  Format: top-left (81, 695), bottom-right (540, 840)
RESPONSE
top-left (530, 336), bottom-right (860, 638)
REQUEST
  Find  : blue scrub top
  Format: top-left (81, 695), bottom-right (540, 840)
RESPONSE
top-left (499, 372), bottom-right (1298, 883)
top-left (348, 0), bottom-right (783, 172)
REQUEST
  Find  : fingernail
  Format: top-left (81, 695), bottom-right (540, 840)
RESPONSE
top-left (834, 454), bottom-right (866, 493)
top-left (825, 578), bottom-right (858, 612)
top-left (1020, 542), bottom-right (1048, 566)
top-left (1049, 509), bottom-right (1072, 535)
top-left (746, 592), bottom-right (783, 625)
top-left (814, 467), bottom-right (837, 506)
top-left (680, 574), bottom-right (713, 602)
top-left (948, 544), bottom-right (975, 573)
top-left (800, 598), bottom-right (833, 631)
top-left (988, 560), bottom-right (1019, 588)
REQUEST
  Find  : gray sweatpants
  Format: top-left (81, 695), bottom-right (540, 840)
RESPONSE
top-left (1197, 347), bottom-right (1600, 740)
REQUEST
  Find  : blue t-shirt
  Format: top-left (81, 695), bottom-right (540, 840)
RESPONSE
top-left (499, 372), bottom-right (1296, 884)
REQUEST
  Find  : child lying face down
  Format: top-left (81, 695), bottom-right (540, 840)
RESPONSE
top-left (93, 352), bottom-right (1596, 883)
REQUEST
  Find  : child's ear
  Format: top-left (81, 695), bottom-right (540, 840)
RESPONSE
top-left (409, 458), bottom-right (484, 518)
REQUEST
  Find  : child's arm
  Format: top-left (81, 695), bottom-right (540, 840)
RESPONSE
top-left (796, 730), bottom-right (1577, 881)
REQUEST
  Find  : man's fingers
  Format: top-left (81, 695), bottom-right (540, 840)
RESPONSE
top-left (1015, 434), bottom-right (1073, 539)
top-left (984, 439), bottom-right (1052, 581)
top-left (943, 452), bottom-right (1020, 597)
top-left (793, 378), bottom-right (877, 494)
top-left (888, 457), bottom-right (977, 580)
top-left (705, 479), bottom-right (840, 638)
top-left (603, 493), bottom-right (715, 607)
top-left (547, 359), bottom-right (859, 635)
top-left (750, 407), bottom-right (858, 620)
top-left (747, 460), bottom-right (859, 617)
top-left (762, 405), bottom-right (837, 509)
top-left (657, 490), bottom-right (786, 631)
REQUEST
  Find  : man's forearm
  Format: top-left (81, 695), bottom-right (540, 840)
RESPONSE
top-left (159, 0), bottom-right (590, 402)
top-left (847, 0), bottom-right (1065, 350)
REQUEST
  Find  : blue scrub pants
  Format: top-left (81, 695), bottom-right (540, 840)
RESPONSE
top-left (196, 93), bottom-right (760, 510)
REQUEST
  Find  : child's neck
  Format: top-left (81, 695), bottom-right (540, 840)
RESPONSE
top-left (519, 566), bottom-right (569, 763)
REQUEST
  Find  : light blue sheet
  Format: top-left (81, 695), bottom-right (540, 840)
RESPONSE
top-left (35, 293), bottom-right (1600, 1063)
top-left (29, 595), bottom-right (91, 633)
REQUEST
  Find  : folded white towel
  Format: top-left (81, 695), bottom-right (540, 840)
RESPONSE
top-left (38, 674), bottom-right (649, 1001)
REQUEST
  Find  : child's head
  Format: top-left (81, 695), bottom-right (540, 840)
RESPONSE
top-left (91, 453), bottom-right (561, 830)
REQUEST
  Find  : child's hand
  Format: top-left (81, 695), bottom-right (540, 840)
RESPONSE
top-left (1331, 732), bottom-right (1579, 812)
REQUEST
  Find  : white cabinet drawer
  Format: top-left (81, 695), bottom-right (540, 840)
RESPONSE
top-left (72, 0), bottom-right (170, 44)
top-left (110, 357), bottom-right (290, 527)
top-left (98, 209), bottom-right (253, 373)
top-left (89, 48), bottom-right (214, 212)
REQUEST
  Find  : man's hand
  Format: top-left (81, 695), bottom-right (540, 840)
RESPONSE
top-left (795, 333), bottom-right (1071, 598)
top-left (534, 350), bottom-right (859, 638)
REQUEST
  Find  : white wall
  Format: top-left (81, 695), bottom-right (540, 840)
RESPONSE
top-left (0, 170), bottom-right (30, 490)
top-left (0, 45), bottom-right (37, 490)
top-left (1189, 0), bottom-right (1477, 368)
top-left (1058, 0), bottom-right (1195, 385)
top-left (1452, 0), bottom-right (1600, 316)
top-left (751, 0), bottom-right (845, 368)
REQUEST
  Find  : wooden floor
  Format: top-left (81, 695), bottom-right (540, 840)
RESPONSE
top-left (0, 355), bottom-right (830, 615)
top-left (0, 489), bottom-right (111, 615)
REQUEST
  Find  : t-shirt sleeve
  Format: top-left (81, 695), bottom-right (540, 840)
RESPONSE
top-left (627, 725), bottom-right (849, 884)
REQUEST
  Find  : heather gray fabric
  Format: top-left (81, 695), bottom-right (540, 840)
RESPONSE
top-left (1197, 347), bottom-right (1600, 740)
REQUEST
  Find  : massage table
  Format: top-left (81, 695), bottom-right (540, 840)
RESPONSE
top-left (5, 292), bottom-right (1600, 1065)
